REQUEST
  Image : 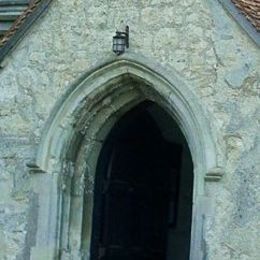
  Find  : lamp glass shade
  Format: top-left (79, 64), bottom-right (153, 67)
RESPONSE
top-left (113, 34), bottom-right (126, 55)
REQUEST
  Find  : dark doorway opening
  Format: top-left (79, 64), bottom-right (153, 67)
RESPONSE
top-left (90, 101), bottom-right (193, 260)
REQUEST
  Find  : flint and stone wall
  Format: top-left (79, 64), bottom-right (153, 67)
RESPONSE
top-left (0, 0), bottom-right (259, 259)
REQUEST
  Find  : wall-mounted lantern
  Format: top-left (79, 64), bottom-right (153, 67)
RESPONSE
top-left (112, 26), bottom-right (129, 55)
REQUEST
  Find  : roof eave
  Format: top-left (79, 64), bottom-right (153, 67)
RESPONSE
top-left (218, 0), bottom-right (260, 47)
top-left (0, 0), bottom-right (53, 65)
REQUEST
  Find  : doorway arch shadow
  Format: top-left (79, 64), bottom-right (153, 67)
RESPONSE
top-left (28, 55), bottom-right (224, 260)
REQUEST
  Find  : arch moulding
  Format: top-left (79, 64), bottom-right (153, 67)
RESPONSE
top-left (28, 54), bottom-right (224, 260)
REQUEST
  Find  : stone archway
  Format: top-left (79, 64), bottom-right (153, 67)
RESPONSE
top-left (28, 55), bottom-right (224, 260)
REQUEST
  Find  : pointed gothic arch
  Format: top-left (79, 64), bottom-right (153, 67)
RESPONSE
top-left (28, 55), bottom-right (224, 260)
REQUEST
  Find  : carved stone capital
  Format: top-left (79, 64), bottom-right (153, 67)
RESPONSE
top-left (205, 167), bottom-right (224, 182)
top-left (26, 161), bottom-right (46, 174)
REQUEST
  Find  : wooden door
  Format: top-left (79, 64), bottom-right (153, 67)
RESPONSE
top-left (91, 133), bottom-right (182, 260)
